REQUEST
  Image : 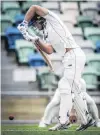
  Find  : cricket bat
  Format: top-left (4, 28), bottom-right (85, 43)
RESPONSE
top-left (28, 28), bottom-right (54, 72)
top-left (36, 47), bottom-right (54, 72)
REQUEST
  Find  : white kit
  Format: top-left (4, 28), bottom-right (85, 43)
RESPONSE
top-left (41, 10), bottom-right (90, 125)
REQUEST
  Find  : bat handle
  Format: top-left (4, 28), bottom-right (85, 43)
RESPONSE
top-left (50, 68), bottom-right (54, 73)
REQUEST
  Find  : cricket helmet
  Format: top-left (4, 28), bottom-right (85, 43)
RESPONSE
top-left (29, 14), bottom-right (46, 29)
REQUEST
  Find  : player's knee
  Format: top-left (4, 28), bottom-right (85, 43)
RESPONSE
top-left (51, 97), bottom-right (60, 106)
top-left (88, 98), bottom-right (95, 106)
top-left (58, 78), bottom-right (71, 94)
top-left (80, 78), bottom-right (86, 92)
top-left (47, 99), bottom-right (59, 109)
top-left (52, 100), bottom-right (60, 106)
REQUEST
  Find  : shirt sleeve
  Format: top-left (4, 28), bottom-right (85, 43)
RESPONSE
top-left (43, 10), bottom-right (73, 49)
top-left (43, 10), bottom-right (70, 43)
top-left (44, 10), bottom-right (61, 24)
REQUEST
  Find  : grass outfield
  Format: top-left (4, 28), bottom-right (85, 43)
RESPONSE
top-left (1, 124), bottom-right (100, 135)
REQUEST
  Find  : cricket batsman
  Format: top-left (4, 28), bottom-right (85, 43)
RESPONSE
top-left (17, 5), bottom-right (94, 131)
top-left (39, 78), bottom-right (100, 130)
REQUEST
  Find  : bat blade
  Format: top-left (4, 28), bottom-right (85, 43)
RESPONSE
top-left (36, 47), bottom-right (54, 72)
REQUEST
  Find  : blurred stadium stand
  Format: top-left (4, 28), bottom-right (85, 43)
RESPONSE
top-left (1, 0), bottom-right (100, 124)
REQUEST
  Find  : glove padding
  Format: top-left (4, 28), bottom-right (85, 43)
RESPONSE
top-left (17, 20), bottom-right (28, 33)
top-left (22, 31), bottom-right (39, 43)
top-left (69, 113), bottom-right (77, 123)
top-left (17, 21), bottom-right (39, 43)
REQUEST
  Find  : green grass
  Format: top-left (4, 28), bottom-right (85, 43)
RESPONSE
top-left (1, 124), bottom-right (100, 135)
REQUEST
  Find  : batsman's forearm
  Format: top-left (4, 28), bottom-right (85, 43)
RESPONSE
top-left (35, 39), bottom-right (53, 54)
top-left (24, 6), bottom-right (36, 22)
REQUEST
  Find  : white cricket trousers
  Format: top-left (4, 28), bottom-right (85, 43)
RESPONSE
top-left (58, 48), bottom-right (86, 124)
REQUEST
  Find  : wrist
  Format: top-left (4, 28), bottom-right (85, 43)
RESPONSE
top-left (22, 20), bottom-right (28, 29)
top-left (23, 20), bottom-right (28, 25)
top-left (36, 36), bottom-right (40, 42)
top-left (32, 36), bottom-right (39, 44)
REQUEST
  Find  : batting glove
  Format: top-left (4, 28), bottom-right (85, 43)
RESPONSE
top-left (17, 20), bottom-right (39, 42)
top-left (25, 33), bottom-right (39, 43)
top-left (22, 31), bottom-right (39, 43)
top-left (17, 20), bottom-right (28, 33)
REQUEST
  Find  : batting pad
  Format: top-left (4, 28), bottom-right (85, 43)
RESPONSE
top-left (73, 93), bottom-right (88, 125)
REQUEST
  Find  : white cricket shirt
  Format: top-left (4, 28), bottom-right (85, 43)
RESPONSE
top-left (44, 10), bottom-right (79, 56)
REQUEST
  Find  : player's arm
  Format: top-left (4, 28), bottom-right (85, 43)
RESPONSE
top-left (24, 5), bottom-right (48, 22)
top-left (35, 39), bottom-right (53, 54)
top-left (24, 5), bottom-right (53, 54)
top-left (17, 5), bottom-right (52, 53)
top-left (17, 5), bottom-right (48, 31)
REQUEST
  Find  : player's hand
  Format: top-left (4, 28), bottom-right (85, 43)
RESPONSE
top-left (17, 21), bottom-right (39, 42)
top-left (69, 113), bottom-right (77, 123)
top-left (17, 20), bottom-right (28, 34)
top-left (17, 21), bottom-right (29, 41)
top-left (22, 31), bottom-right (39, 42)
top-left (17, 27), bottom-right (32, 42)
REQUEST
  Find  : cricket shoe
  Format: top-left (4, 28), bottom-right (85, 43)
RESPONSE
top-left (94, 119), bottom-right (100, 127)
top-left (76, 119), bottom-right (95, 131)
top-left (39, 121), bottom-right (48, 128)
top-left (49, 122), bottom-right (71, 131)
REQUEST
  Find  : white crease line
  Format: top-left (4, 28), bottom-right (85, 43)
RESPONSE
top-left (2, 130), bottom-right (100, 132)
